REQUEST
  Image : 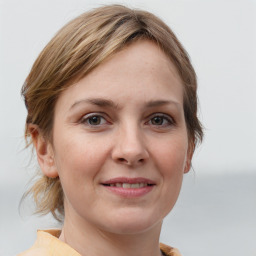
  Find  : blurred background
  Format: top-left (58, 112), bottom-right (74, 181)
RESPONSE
top-left (0, 0), bottom-right (255, 255)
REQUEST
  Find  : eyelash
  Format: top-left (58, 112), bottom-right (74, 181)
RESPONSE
top-left (146, 113), bottom-right (175, 127)
top-left (79, 113), bottom-right (175, 128)
top-left (80, 113), bottom-right (109, 127)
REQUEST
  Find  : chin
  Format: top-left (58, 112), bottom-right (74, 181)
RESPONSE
top-left (100, 209), bottom-right (163, 235)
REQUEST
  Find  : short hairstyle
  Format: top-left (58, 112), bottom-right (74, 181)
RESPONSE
top-left (22, 4), bottom-right (203, 221)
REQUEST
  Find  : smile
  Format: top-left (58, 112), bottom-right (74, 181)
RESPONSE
top-left (101, 177), bottom-right (155, 197)
top-left (104, 183), bottom-right (153, 188)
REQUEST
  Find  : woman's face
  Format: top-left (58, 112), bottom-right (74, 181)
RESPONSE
top-left (41, 40), bottom-right (192, 234)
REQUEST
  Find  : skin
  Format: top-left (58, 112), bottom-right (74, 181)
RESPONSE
top-left (32, 40), bottom-right (192, 256)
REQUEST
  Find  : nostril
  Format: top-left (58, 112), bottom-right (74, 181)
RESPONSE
top-left (118, 158), bottom-right (127, 163)
top-left (117, 157), bottom-right (145, 165)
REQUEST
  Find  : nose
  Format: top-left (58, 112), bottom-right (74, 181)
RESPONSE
top-left (111, 124), bottom-right (149, 166)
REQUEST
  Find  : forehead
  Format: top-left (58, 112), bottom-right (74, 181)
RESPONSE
top-left (89, 40), bottom-right (181, 85)
top-left (55, 40), bottom-right (183, 111)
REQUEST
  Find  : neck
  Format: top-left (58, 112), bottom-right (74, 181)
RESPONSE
top-left (59, 208), bottom-right (163, 256)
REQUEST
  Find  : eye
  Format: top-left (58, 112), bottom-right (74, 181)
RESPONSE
top-left (81, 114), bottom-right (108, 126)
top-left (147, 114), bottom-right (174, 127)
top-left (151, 116), bottom-right (166, 125)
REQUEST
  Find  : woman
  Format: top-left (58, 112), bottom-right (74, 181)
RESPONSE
top-left (19, 4), bottom-right (203, 256)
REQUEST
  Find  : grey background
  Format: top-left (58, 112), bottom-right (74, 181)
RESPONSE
top-left (0, 0), bottom-right (255, 255)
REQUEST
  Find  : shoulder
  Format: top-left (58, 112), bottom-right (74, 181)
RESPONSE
top-left (17, 230), bottom-right (56, 256)
top-left (17, 247), bottom-right (48, 256)
top-left (17, 230), bottom-right (81, 256)
top-left (160, 243), bottom-right (182, 256)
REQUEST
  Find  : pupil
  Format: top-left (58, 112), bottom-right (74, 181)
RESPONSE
top-left (89, 116), bottom-right (100, 125)
top-left (153, 117), bottom-right (163, 125)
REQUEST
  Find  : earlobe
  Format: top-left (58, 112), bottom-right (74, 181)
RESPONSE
top-left (29, 124), bottom-right (58, 178)
top-left (184, 142), bottom-right (194, 174)
top-left (184, 157), bottom-right (191, 173)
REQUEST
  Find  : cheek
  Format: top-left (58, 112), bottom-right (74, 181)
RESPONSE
top-left (158, 144), bottom-right (185, 193)
top-left (53, 131), bottom-right (101, 170)
top-left (52, 132), bottom-right (111, 194)
top-left (153, 137), bottom-right (188, 214)
top-left (52, 138), bottom-right (101, 208)
top-left (155, 137), bottom-right (188, 176)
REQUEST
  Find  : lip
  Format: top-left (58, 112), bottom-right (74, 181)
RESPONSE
top-left (101, 177), bottom-right (156, 198)
top-left (102, 177), bottom-right (156, 185)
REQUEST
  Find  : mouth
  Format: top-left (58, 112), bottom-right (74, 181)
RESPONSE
top-left (100, 177), bottom-right (155, 197)
top-left (102, 182), bottom-right (154, 188)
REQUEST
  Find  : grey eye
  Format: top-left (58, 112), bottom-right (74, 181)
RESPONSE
top-left (151, 116), bottom-right (164, 125)
top-left (81, 115), bottom-right (107, 126)
top-left (88, 116), bottom-right (102, 125)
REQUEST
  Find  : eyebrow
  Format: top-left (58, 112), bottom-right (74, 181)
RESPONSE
top-left (69, 98), bottom-right (120, 111)
top-left (69, 98), bottom-right (181, 111)
top-left (145, 99), bottom-right (181, 108)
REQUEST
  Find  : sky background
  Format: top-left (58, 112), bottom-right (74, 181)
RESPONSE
top-left (0, 0), bottom-right (255, 255)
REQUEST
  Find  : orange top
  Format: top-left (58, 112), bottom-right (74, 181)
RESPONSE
top-left (18, 230), bottom-right (182, 256)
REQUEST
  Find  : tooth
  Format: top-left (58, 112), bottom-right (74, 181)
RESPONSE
top-left (122, 183), bottom-right (130, 188)
top-left (131, 183), bottom-right (140, 188)
top-left (139, 183), bottom-right (144, 188)
top-left (116, 183), bottom-right (122, 187)
top-left (110, 184), bottom-right (115, 187)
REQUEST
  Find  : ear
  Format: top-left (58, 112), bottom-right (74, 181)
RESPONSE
top-left (184, 142), bottom-right (194, 174)
top-left (29, 124), bottom-right (58, 178)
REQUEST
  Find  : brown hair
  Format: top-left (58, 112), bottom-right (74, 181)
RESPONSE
top-left (22, 4), bottom-right (203, 221)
